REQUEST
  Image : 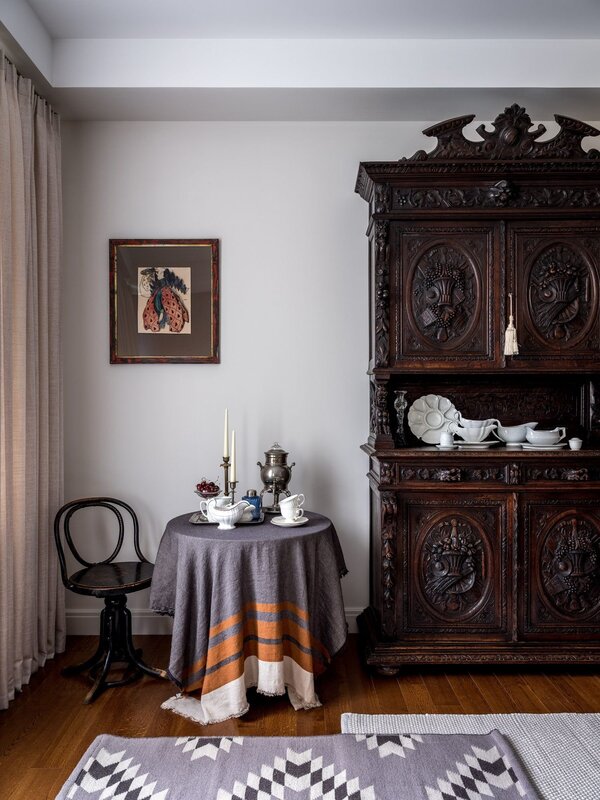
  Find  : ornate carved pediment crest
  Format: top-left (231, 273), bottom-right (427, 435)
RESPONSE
top-left (408, 104), bottom-right (600, 162)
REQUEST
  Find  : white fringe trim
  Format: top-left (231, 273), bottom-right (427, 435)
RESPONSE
top-left (161, 693), bottom-right (251, 725)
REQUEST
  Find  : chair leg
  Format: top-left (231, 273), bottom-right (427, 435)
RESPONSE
top-left (62, 605), bottom-right (109, 676)
top-left (84, 614), bottom-right (117, 704)
top-left (63, 595), bottom-right (168, 703)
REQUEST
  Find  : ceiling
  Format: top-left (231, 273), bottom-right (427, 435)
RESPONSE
top-left (3, 1), bottom-right (600, 121)
top-left (25, 0), bottom-right (600, 40)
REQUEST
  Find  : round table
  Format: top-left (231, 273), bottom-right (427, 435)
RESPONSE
top-left (150, 511), bottom-right (348, 725)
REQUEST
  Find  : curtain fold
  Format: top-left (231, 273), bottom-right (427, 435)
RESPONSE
top-left (0, 53), bottom-right (65, 710)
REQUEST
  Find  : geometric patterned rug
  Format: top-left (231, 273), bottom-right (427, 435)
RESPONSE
top-left (341, 713), bottom-right (600, 800)
top-left (55, 730), bottom-right (541, 799)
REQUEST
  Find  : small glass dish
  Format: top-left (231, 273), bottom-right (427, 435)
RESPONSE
top-left (194, 488), bottom-right (221, 500)
top-left (194, 478), bottom-right (221, 500)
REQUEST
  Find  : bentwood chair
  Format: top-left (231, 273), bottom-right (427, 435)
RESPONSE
top-left (54, 497), bottom-right (168, 703)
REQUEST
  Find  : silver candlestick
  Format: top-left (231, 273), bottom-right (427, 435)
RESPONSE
top-left (228, 479), bottom-right (238, 504)
top-left (220, 456), bottom-right (231, 497)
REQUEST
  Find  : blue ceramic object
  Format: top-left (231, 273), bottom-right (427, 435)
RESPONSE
top-left (242, 489), bottom-right (262, 520)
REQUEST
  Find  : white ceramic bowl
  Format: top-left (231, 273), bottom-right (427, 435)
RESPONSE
top-left (450, 421), bottom-right (497, 442)
top-left (494, 421), bottom-right (538, 443)
top-left (525, 427), bottom-right (566, 445)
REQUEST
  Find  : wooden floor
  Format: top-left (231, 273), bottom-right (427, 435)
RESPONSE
top-left (2, 634), bottom-right (600, 798)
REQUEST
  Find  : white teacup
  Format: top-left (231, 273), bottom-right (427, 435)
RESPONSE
top-left (279, 493), bottom-right (305, 521)
top-left (525, 427), bottom-right (566, 446)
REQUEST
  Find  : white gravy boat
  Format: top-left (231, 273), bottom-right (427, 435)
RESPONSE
top-left (455, 414), bottom-right (499, 429)
top-left (199, 498), bottom-right (251, 529)
top-left (525, 427), bottom-right (566, 446)
top-left (450, 421), bottom-right (497, 443)
top-left (493, 421), bottom-right (538, 444)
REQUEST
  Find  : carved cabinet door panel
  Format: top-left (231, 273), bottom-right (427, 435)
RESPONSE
top-left (508, 223), bottom-right (600, 369)
top-left (392, 222), bottom-right (501, 369)
top-left (400, 493), bottom-right (511, 638)
top-left (520, 495), bottom-right (600, 638)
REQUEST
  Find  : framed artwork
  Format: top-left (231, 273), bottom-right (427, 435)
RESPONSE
top-left (110, 239), bottom-right (219, 363)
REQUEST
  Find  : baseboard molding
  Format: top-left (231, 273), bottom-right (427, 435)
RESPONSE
top-left (66, 607), bottom-right (362, 636)
top-left (344, 607), bottom-right (361, 634)
top-left (66, 608), bottom-right (174, 636)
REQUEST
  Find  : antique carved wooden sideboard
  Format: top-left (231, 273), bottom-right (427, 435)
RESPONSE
top-left (356, 105), bottom-right (600, 672)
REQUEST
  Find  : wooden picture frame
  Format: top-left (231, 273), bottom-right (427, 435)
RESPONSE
top-left (110, 239), bottom-right (219, 363)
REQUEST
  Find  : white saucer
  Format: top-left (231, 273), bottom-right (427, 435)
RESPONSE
top-left (435, 445), bottom-right (457, 450)
top-left (457, 441), bottom-right (500, 450)
top-left (271, 515), bottom-right (309, 527)
top-left (522, 442), bottom-right (568, 450)
top-left (504, 443), bottom-right (523, 449)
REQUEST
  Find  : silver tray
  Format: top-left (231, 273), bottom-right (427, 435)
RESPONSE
top-left (189, 511), bottom-right (265, 525)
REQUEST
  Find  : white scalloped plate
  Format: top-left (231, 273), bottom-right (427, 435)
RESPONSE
top-left (407, 394), bottom-right (459, 444)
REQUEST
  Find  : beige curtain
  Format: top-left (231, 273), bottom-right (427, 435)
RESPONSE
top-left (0, 54), bottom-right (65, 710)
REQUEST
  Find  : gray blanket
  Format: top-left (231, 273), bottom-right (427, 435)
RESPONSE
top-left (56, 731), bottom-right (540, 799)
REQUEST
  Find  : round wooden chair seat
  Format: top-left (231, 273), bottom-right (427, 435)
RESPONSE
top-left (69, 561), bottom-right (154, 596)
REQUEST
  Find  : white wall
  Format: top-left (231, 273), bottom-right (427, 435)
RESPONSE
top-left (61, 120), bottom-right (428, 633)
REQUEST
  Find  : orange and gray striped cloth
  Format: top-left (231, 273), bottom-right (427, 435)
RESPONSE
top-left (150, 511), bottom-right (347, 724)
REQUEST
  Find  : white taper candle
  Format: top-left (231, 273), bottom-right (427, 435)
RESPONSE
top-left (223, 408), bottom-right (229, 458)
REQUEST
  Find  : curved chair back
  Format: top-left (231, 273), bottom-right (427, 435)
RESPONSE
top-left (54, 497), bottom-right (148, 587)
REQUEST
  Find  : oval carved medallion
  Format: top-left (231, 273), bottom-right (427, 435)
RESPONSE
top-left (409, 245), bottom-right (479, 349)
top-left (540, 515), bottom-right (600, 618)
top-left (527, 243), bottom-right (597, 347)
top-left (419, 515), bottom-right (490, 620)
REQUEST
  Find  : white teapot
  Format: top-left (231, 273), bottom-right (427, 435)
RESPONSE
top-left (199, 498), bottom-right (251, 529)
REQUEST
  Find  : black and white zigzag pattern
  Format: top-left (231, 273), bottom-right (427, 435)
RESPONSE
top-left (425, 744), bottom-right (527, 800)
top-left (67, 747), bottom-right (168, 799)
top-left (355, 733), bottom-right (424, 759)
top-left (175, 736), bottom-right (244, 762)
top-left (216, 747), bottom-right (375, 800)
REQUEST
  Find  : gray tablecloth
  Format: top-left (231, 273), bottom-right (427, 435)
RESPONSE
top-left (150, 511), bottom-right (348, 723)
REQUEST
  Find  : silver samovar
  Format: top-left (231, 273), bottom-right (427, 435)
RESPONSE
top-left (257, 442), bottom-right (295, 513)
